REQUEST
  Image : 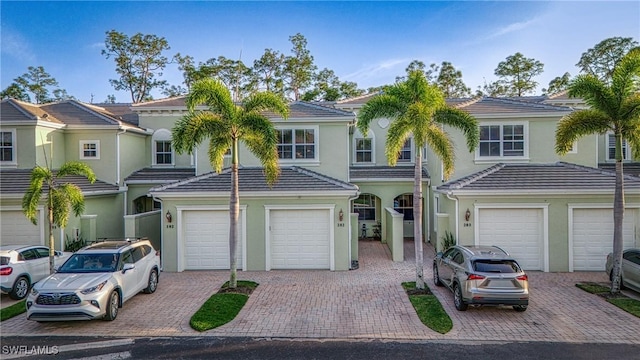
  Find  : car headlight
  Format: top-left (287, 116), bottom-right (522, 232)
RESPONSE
top-left (81, 280), bottom-right (107, 295)
top-left (30, 288), bottom-right (39, 297)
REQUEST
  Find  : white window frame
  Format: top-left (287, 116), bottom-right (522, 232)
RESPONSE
top-left (275, 125), bottom-right (319, 164)
top-left (79, 140), bottom-right (100, 159)
top-left (152, 129), bottom-right (174, 166)
top-left (606, 133), bottom-right (630, 161)
top-left (354, 138), bottom-right (374, 164)
top-left (353, 193), bottom-right (377, 220)
top-left (0, 129), bottom-right (17, 165)
top-left (475, 121), bottom-right (529, 162)
top-left (397, 137), bottom-right (413, 163)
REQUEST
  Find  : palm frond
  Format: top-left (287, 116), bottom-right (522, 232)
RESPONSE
top-left (356, 94), bottom-right (404, 136)
top-left (172, 111), bottom-right (228, 154)
top-left (56, 162), bottom-right (96, 183)
top-left (243, 92), bottom-right (289, 120)
top-left (433, 107), bottom-right (479, 152)
top-left (186, 78), bottom-right (235, 116)
top-left (207, 135), bottom-right (233, 173)
top-left (611, 48), bottom-right (640, 102)
top-left (425, 123), bottom-right (455, 180)
top-left (555, 110), bottom-right (611, 154)
top-left (385, 117), bottom-right (413, 166)
top-left (21, 166), bottom-right (50, 224)
top-left (240, 113), bottom-right (280, 185)
top-left (568, 75), bottom-right (616, 116)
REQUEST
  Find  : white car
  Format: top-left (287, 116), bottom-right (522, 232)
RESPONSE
top-left (606, 248), bottom-right (640, 294)
top-left (1, 245), bottom-right (71, 300)
top-left (26, 239), bottom-right (160, 321)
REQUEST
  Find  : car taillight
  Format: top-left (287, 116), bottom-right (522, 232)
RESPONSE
top-left (516, 274), bottom-right (528, 281)
top-left (467, 274), bottom-right (485, 280)
top-left (0, 267), bottom-right (13, 276)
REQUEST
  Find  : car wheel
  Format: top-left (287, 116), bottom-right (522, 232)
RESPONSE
top-left (433, 263), bottom-right (443, 287)
top-left (9, 276), bottom-right (30, 300)
top-left (453, 283), bottom-right (468, 311)
top-left (143, 269), bottom-right (158, 294)
top-left (104, 290), bottom-right (119, 321)
top-left (513, 305), bottom-right (528, 312)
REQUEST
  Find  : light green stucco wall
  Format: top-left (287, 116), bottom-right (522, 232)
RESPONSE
top-left (35, 127), bottom-right (65, 169)
top-left (63, 130), bottom-right (118, 184)
top-left (119, 132), bottom-right (148, 185)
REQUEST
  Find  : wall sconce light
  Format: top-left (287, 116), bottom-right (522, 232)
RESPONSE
top-left (464, 208), bottom-right (471, 222)
top-left (338, 209), bottom-right (344, 222)
top-left (165, 210), bottom-right (172, 223)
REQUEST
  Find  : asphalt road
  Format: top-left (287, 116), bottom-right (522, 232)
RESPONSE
top-left (2, 336), bottom-right (639, 360)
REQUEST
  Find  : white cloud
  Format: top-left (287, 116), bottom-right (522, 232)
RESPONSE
top-left (343, 58), bottom-right (410, 87)
top-left (486, 17), bottom-right (539, 39)
top-left (0, 29), bottom-right (35, 62)
top-left (90, 42), bottom-right (105, 49)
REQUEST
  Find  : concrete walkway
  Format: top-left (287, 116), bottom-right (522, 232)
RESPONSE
top-left (2, 240), bottom-right (639, 343)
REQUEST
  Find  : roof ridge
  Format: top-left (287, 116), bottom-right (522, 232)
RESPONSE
top-left (293, 101), bottom-right (355, 117)
top-left (65, 100), bottom-right (122, 125)
top-left (486, 96), bottom-right (573, 111)
top-left (557, 161), bottom-right (640, 182)
top-left (336, 92), bottom-right (381, 104)
top-left (150, 168), bottom-right (231, 192)
top-left (449, 163), bottom-right (506, 190)
top-left (132, 95), bottom-right (187, 107)
top-left (3, 98), bottom-right (39, 120)
top-left (453, 96), bottom-right (483, 109)
top-left (291, 166), bottom-right (358, 190)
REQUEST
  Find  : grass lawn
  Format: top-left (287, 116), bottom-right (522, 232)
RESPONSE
top-left (576, 282), bottom-right (640, 318)
top-left (190, 280), bottom-right (258, 332)
top-left (401, 281), bottom-right (452, 334)
top-left (1, 300), bottom-right (26, 321)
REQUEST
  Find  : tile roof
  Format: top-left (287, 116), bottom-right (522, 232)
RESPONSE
top-left (455, 97), bottom-right (573, 115)
top-left (95, 103), bottom-right (139, 126)
top-left (149, 166), bottom-right (358, 194)
top-left (125, 167), bottom-right (196, 184)
top-left (598, 162), bottom-right (640, 177)
top-left (437, 162), bottom-right (640, 193)
top-left (350, 166), bottom-right (429, 181)
top-left (1, 99), bottom-right (64, 124)
top-left (0, 169), bottom-right (121, 196)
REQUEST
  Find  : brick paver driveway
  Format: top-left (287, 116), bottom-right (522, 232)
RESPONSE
top-left (2, 240), bottom-right (639, 343)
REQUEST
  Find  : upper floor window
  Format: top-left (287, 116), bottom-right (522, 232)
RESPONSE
top-left (398, 138), bottom-right (412, 162)
top-left (607, 134), bottom-right (630, 161)
top-left (0, 129), bottom-right (16, 164)
top-left (152, 129), bottom-right (173, 166)
top-left (478, 123), bottom-right (527, 159)
top-left (276, 127), bottom-right (317, 161)
top-left (80, 140), bottom-right (100, 159)
top-left (355, 138), bottom-right (372, 163)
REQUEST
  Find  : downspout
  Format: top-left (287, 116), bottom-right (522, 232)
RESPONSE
top-left (347, 189), bottom-right (361, 269)
top-left (446, 191), bottom-right (459, 242)
top-left (117, 129), bottom-right (127, 219)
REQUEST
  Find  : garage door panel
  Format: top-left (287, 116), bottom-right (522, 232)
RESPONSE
top-left (270, 209), bottom-right (330, 269)
top-left (572, 208), bottom-right (636, 271)
top-left (1, 211), bottom-right (42, 246)
top-left (183, 210), bottom-right (243, 270)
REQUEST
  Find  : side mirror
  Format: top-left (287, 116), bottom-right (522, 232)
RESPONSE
top-left (122, 263), bottom-right (135, 273)
top-left (54, 251), bottom-right (62, 256)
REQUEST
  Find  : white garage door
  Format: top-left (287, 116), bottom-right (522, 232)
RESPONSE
top-left (270, 209), bottom-right (330, 269)
top-left (1, 210), bottom-right (42, 246)
top-left (183, 210), bottom-right (243, 270)
top-left (478, 208), bottom-right (544, 270)
top-left (572, 208), bottom-right (637, 271)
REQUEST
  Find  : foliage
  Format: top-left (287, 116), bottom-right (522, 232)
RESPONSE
top-left (397, 60), bottom-right (471, 98)
top-left (543, 72), bottom-right (572, 96)
top-left (64, 234), bottom-right (87, 252)
top-left (494, 52), bottom-right (544, 96)
top-left (284, 33), bottom-right (317, 100)
top-left (190, 281), bottom-right (258, 331)
top-left (401, 282), bottom-right (452, 334)
top-left (102, 30), bottom-right (171, 103)
top-left (2, 66), bottom-right (66, 104)
top-left (302, 68), bottom-right (365, 101)
top-left (357, 70), bottom-right (478, 289)
top-left (577, 37), bottom-right (639, 83)
top-left (0, 300), bottom-right (26, 321)
top-left (253, 48), bottom-right (286, 95)
top-left (440, 230), bottom-right (456, 251)
top-left (0, 83), bottom-right (30, 102)
top-left (556, 48), bottom-right (640, 293)
top-left (172, 78), bottom-right (288, 288)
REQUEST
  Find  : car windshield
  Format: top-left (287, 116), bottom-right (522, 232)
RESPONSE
top-left (472, 260), bottom-right (521, 273)
top-left (0, 256), bottom-right (9, 265)
top-left (57, 253), bottom-right (119, 273)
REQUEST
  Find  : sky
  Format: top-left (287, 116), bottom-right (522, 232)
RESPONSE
top-left (1, 1), bottom-right (639, 104)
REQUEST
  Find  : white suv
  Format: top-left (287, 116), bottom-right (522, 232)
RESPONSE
top-left (1, 245), bottom-right (71, 300)
top-left (26, 239), bottom-right (160, 321)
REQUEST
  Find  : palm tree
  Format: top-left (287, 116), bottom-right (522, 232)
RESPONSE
top-left (172, 78), bottom-right (289, 288)
top-left (556, 48), bottom-right (640, 294)
top-left (22, 161), bottom-right (96, 274)
top-left (357, 70), bottom-right (479, 289)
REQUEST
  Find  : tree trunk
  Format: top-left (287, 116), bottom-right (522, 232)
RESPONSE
top-left (610, 134), bottom-right (625, 294)
top-left (229, 140), bottom-right (239, 289)
top-left (414, 148), bottom-right (424, 290)
top-left (48, 205), bottom-right (55, 274)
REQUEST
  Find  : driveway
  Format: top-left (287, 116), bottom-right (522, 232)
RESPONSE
top-left (2, 240), bottom-right (639, 343)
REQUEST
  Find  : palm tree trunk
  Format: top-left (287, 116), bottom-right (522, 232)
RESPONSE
top-left (48, 205), bottom-right (55, 274)
top-left (610, 135), bottom-right (625, 294)
top-left (229, 141), bottom-right (239, 289)
top-left (414, 147), bottom-right (425, 290)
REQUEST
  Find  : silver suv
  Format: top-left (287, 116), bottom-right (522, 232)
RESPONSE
top-left (433, 245), bottom-right (529, 312)
top-left (26, 239), bottom-right (160, 321)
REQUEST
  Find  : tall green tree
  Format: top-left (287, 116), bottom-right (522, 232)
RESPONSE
top-left (22, 162), bottom-right (96, 274)
top-left (253, 48), bottom-right (286, 95)
top-left (0, 83), bottom-right (30, 101)
top-left (357, 70), bottom-right (479, 289)
top-left (556, 48), bottom-right (640, 294)
top-left (172, 78), bottom-right (289, 288)
top-left (494, 52), bottom-right (544, 96)
top-left (543, 72), bottom-right (572, 96)
top-left (102, 30), bottom-right (170, 103)
top-left (284, 33), bottom-right (317, 100)
top-left (577, 37), bottom-right (639, 83)
top-left (436, 62), bottom-right (471, 98)
top-left (3, 66), bottom-right (63, 104)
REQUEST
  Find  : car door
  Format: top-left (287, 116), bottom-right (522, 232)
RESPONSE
top-left (18, 249), bottom-right (45, 283)
top-left (31, 247), bottom-right (51, 282)
top-left (438, 248), bottom-right (458, 287)
top-left (118, 250), bottom-right (140, 301)
top-left (130, 246), bottom-right (148, 292)
top-left (622, 250), bottom-right (640, 291)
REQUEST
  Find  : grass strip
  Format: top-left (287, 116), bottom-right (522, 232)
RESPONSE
top-left (1, 300), bottom-right (26, 322)
top-left (190, 280), bottom-right (258, 332)
top-left (402, 281), bottom-right (452, 334)
top-left (576, 282), bottom-right (640, 319)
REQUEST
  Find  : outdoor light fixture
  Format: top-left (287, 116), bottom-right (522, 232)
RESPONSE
top-left (165, 210), bottom-right (172, 223)
top-left (339, 209), bottom-right (344, 222)
top-left (465, 208), bottom-right (471, 222)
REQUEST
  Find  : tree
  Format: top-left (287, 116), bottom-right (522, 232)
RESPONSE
top-left (555, 48), bottom-right (640, 294)
top-left (577, 37), bottom-right (639, 83)
top-left (51, 89), bottom-right (76, 102)
top-left (494, 52), bottom-right (544, 96)
top-left (102, 30), bottom-right (170, 103)
top-left (253, 48), bottom-right (286, 95)
top-left (22, 161), bottom-right (96, 274)
top-left (161, 85), bottom-right (188, 98)
top-left (172, 78), bottom-right (289, 288)
top-left (543, 72), bottom-right (572, 96)
top-left (476, 79), bottom-right (508, 97)
top-left (104, 95), bottom-right (117, 104)
top-left (395, 60), bottom-right (439, 83)
top-left (436, 62), bottom-right (471, 98)
top-left (1, 83), bottom-right (29, 101)
top-left (284, 33), bottom-right (317, 100)
top-left (4, 66), bottom-right (62, 104)
top-left (357, 70), bottom-right (479, 289)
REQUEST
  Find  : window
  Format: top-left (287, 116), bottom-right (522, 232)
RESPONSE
top-left (607, 134), bottom-right (630, 161)
top-left (80, 140), bottom-right (100, 159)
top-left (393, 194), bottom-right (414, 220)
top-left (398, 138), bottom-right (412, 162)
top-left (355, 138), bottom-right (372, 163)
top-left (353, 194), bottom-right (376, 220)
top-left (276, 127), bottom-right (317, 161)
top-left (478, 124), bottom-right (526, 158)
top-left (0, 130), bottom-right (16, 163)
top-left (155, 141), bottom-right (172, 164)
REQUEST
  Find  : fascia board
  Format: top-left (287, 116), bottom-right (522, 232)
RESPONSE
top-left (150, 190), bottom-right (358, 199)
top-left (471, 112), bottom-right (572, 119)
top-left (271, 116), bottom-right (354, 123)
top-left (436, 189), bottom-right (640, 196)
top-left (352, 178), bottom-right (430, 182)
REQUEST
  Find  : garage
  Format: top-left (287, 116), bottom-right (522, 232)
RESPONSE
top-left (269, 209), bottom-right (331, 269)
top-left (477, 208), bottom-right (545, 270)
top-left (571, 208), bottom-right (638, 271)
top-left (182, 210), bottom-right (243, 270)
top-left (0, 210), bottom-right (43, 246)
